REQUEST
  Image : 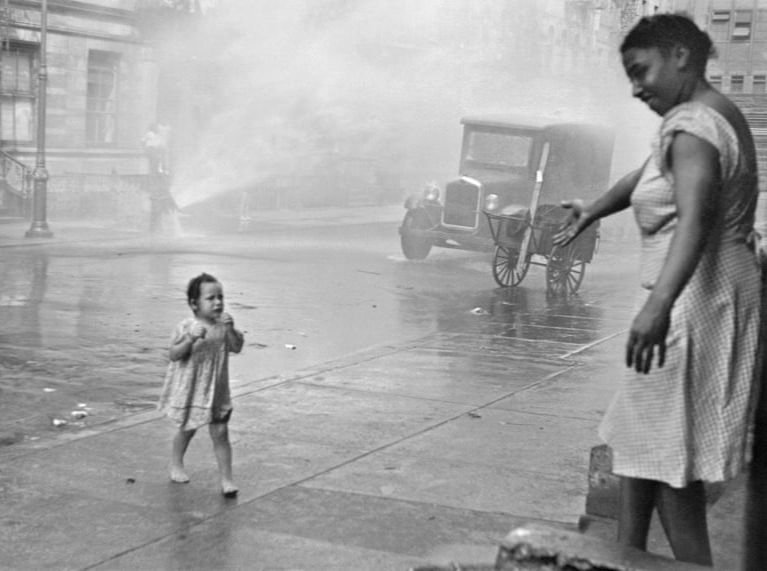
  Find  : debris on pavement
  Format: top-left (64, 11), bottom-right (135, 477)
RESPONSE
top-left (470, 307), bottom-right (489, 316)
top-left (43, 388), bottom-right (56, 393)
top-left (468, 411), bottom-right (482, 419)
top-left (285, 344), bottom-right (297, 350)
top-left (71, 410), bottom-right (88, 419)
top-left (51, 418), bottom-right (68, 427)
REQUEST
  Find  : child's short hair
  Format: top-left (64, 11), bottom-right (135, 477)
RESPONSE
top-left (187, 272), bottom-right (219, 306)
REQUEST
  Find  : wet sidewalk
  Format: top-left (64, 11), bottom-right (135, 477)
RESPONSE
top-left (0, 318), bottom-right (747, 569)
top-left (0, 208), bottom-right (747, 570)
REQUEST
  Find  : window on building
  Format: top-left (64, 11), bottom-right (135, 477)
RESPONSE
top-left (731, 74), bottom-right (745, 92)
top-left (733, 10), bottom-right (753, 40)
top-left (754, 74), bottom-right (767, 93)
top-left (755, 9), bottom-right (767, 40)
top-left (0, 45), bottom-right (35, 143)
top-left (709, 75), bottom-right (723, 90)
top-left (710, 10), bottom-right (731, 42)
top-left (86, 50), bottom-right (119, 146)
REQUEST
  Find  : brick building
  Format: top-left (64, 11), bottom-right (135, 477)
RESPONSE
top-left (620, 0), bottom-right (767, 186)
top-left (0, 0), bottom-right (160, 219)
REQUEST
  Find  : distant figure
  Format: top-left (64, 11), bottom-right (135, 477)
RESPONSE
top-left (142, 123), bottom-right (165, 175)
top-left (143, 121), bottom-right (177, 234)
top-left (157, 273), bottom-right (245, 498)
top-left (554, 14), bottom-right (761, 566)
top-left (156, 120), bottom-right (172, 174)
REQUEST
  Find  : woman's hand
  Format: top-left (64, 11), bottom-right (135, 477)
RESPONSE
top-left (553, 200), bottom-right (590, 247)
top-left (626, 297), bottom-right (670, 374)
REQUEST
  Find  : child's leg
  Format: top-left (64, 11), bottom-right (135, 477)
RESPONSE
top-left (655, 480), bottom-right (712, 566)
top-left (617, 476), bottom-right (657, 551)
top-left (209, 421), bottom-right (237, 496)
top-left (170, 428), bottom-right (196, 483)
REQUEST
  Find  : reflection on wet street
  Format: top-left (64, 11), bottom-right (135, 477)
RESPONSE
top-left (0, 221), bottom-right (637, 446)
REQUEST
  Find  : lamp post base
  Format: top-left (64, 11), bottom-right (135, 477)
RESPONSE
top-left (25, 221), bottom-right (53, 238)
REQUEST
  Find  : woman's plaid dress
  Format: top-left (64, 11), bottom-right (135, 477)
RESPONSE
top-left (599, 101), bottom-right (762, 488)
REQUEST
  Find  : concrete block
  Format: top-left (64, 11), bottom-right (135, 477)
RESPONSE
top-left (496, 524), bottom-right (710, 571)
top-left (585, 443), bottom-right (620, 519)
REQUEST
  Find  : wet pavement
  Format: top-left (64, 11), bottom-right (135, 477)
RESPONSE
top-left (0, 208), bottom-right (746, 569)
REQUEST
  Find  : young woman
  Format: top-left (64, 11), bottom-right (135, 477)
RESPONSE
top-left (555, 14), bottom-right (762, 566)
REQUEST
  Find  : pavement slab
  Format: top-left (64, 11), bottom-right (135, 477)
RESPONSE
top-left (0, 490), bottom-right (188, 570)
top-left (90, 526), bottom-right (428, 571)
top-left (302, 449), bottom-right (586, 522)
top-left (229, 381), bottom-right (471, 450)
top-left (301, 347), bottom-right (569, 405)
top-left (89, 485), bottom-right (536, 571)
top-left (421, 333), bottom-right (582, 364)
top-left (490, 334), bottom-right (624, 422)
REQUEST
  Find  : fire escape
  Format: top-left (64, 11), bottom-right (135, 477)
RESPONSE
top-left (0, 0), bottom-right (32, 217)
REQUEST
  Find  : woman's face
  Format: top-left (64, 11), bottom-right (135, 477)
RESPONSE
top-left (622, 46), bottom-right (684, 116)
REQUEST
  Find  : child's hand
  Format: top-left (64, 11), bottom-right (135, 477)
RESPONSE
top-left (189, 321), bottom-right (207, 341)
top-left (221, 313), bottom-right (234, 328)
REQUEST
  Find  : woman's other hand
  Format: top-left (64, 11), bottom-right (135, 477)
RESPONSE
top-left (553, 199), bottom-right (589, 247)
top-left (626, 298), bottom-right (671, 374)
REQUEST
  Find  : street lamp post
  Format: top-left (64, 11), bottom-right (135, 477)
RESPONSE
top-left (25, 0), bottom-right (52, 238)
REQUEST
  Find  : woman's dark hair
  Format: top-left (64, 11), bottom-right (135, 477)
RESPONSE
top-left (187, 272), bottom-right (218, 306)
top-left (621, 13), bottom-right (715, 74)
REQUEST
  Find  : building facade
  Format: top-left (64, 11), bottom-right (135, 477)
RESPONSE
top-left (664, 0), bottom-right (767, 185)
top-left (0, 0), bottom-right (160, 218)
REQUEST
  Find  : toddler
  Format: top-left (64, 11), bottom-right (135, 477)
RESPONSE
top-left (158, 272), bottom-right (244, 497)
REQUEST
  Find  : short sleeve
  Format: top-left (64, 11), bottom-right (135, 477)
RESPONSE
top-left (656, 102), bottom-right (739, 181)
top-left (169, 318), bottom-right (191, 344)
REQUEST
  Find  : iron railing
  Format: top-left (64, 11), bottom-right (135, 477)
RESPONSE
top-left (0, 149), bottom-right (31, 200)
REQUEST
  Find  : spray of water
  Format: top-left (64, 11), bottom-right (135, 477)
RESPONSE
top-left (157, 0), bottom-right (657, 213)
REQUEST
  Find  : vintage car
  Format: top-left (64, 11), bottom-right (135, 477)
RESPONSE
top-left (398, 115), bottom-right (614, 262)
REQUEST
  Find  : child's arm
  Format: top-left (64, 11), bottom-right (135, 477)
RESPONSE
top-left (228, 328), bottom-right (245, 354)
top-left (221, 313), bottom-right (245, 354)
top-left (169, 322), bottom-right (206, 361)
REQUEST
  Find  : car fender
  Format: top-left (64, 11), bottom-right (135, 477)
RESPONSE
top-left (404, 194), bottom-right (443, 210)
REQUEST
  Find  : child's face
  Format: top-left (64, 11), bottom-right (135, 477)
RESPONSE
top-left (192, 281), bottom-right (224, 323)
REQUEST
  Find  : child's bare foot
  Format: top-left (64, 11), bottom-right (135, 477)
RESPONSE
top-left (169, 465), bottom-right (190, 483)
top-left (221, 480), bottom-right (238, 498)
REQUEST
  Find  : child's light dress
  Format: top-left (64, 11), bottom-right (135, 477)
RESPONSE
top-left (158, 317), bottom-right (233, 430)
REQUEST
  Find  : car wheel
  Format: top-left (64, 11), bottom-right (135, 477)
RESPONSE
top-left (400, 210), bottom-right (433, 260)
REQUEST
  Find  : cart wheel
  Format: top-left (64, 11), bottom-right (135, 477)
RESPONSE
top-left (400, 210), bottom-right (433, 260)
top-left (546, 245), bottom-right (586, 295)
top-left (492, 245), bottom-right (529, 287)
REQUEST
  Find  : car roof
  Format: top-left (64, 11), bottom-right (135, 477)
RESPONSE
top-left (460, 114), bottom-right (607, 133)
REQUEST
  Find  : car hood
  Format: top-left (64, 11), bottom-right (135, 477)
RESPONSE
top-left (451, 172), bottom-right (533, 206)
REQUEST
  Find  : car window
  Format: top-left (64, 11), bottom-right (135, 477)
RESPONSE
top-left (465, 130), bottom-right (532, 169)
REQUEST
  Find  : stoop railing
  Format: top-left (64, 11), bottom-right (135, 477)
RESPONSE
top-left (0, 150), bottom-right (32, 215)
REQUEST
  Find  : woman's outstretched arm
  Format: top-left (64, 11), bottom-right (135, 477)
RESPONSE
top-left (554, 166), bottom-right (643, 246)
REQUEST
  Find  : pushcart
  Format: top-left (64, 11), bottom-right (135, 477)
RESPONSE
top-left (485, 203), bottom-right (599, 296)
top-left (473, 120), bottom-right (612, 295)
